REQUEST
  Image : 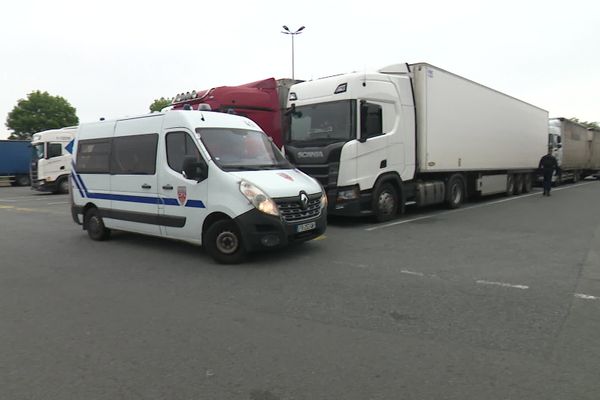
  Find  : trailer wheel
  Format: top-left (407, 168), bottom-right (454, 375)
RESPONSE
top-left (84, 208), bottom-right (111, 241)
top-left (573, 172), bottom-right (580, 183)
top-left (16, 175), bottom-right (30, 186)
top-left (513, 174), bottom-right (523, 195)
top-left (372, 183), bottom-right (398, 222)
top-left (204, 219), bottom-right (246, 264)
top-left (506, 175), bottom-right (514, 196)
top-left (523, 174), bottom-right (532, 193)
top-left (445, 175), bottom-right (465, 209)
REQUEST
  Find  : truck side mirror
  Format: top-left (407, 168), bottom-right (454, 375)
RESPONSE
top-left (182, 156), bottom-right (208, 182)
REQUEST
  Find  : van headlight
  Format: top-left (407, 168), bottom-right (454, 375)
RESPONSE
top-left (239, 180), bottom-right (279, 216)
top-left (320, 189), bottom-right (328, 209)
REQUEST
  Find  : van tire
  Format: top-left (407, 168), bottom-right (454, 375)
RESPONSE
top-left (204, 220), bottom-right (246, 264)
top-left (85, 208), bottom-right (111, 241)
top-left (373, 183), bottom-right (398, 222)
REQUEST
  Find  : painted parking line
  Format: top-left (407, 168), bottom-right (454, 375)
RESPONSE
top-left (476, 280), bottom-right (529, 290)
top-left (47, 201), bottom-right (69, 205)
top-left (366, 181), bottom-right (597, 232)
top-left (574, 293), bottom-right (599, 300)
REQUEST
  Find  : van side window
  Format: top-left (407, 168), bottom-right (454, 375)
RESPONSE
top-left (76, 139), bottom-right (111, 173)
top-left (111, 134), bottom-right (158, 175)
top-left (47, 143), bottom-right (62, 158)
top-left (166, 132), bottom-right (202, 173)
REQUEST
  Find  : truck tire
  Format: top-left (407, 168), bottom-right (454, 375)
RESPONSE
top-left (84, 208), bottom-right (111, 241)
top-left (506, 175), bottom-right (514, 196)
top-left (57, 178), bottom-right (70, 194)
top-left (16, 175), bottom-right (30, 186)
top-left (573, 172), bottom-right (580, 183)
top-left (445, 174), bottom-right (465, 209)
top-left (513, 174), bottom-right (523, 195)
top-left (373, 183), bottom-right (398, 222)
top-left (523, 174), bottom-right (532, 193)
top-left (204, 219), bottom-right (246, 264)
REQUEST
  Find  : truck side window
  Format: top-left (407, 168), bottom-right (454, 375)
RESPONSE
top-left (77, 139), bottom-right (112, 174)
top-left (110, 134), bottom-right (158, 175)
top-left (360, 102), bottom-right (383, 138)
top-left (47, 143), bottom-right (62, 158)
top-left (166, 132), bottom-right (203, 174)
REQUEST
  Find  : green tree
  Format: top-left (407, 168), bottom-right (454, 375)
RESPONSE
top-left (6, 91), bottom-right (78, 140)
top-left (149, 97), bottom-right (172, 113)
top-left (569, 117), bottom-right (600, 130)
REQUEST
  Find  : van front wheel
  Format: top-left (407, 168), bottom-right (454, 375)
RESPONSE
top-left (204, 220), bottom-right (246, 264)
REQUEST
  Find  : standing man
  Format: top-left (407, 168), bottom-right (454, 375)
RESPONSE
top-left (538, 148), bottom-right (560, 196)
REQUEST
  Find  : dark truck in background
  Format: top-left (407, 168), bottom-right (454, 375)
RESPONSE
top-left (0, 140), bottom-right (31, 187)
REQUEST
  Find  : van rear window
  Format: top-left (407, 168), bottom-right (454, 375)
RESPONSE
top-left (76, 139), bottom-right (111, 174)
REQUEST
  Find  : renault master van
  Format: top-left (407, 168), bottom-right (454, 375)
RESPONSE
top-left (70, 110), bottom-right (327, 263)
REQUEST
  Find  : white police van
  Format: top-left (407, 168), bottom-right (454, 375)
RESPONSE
top-left (70, 110), bottom-right (327, 263)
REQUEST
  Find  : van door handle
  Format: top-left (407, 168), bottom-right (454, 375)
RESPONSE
top-left (141, 184), bottom-right (151, 189)
top-left (162, 184), bottom-right (173, 190)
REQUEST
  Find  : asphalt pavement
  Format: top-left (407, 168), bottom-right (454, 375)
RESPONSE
top-left (1, 182), bottom-right (599, 399)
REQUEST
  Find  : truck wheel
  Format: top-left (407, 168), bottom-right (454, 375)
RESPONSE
top-left (16, 175), bottom-right (30, 186)
top-left (573, 172), bottom-right (580, 183)
top-left (84, 208), bottom-right (111, 241)
top-left (523, 174), bottom-right (532, 193)
top-left (373, 183), bottom-right (398, 222)
top-left (204, 220), bottom-right (246, 264)
top-left (513, 174), bottom-right (523, 195)
top-left (445, 175), bottom-right (465, 209)
top-left (57, 178), bottom-right (70, 194)
top-left (506, 175), bottom-right (514, 196)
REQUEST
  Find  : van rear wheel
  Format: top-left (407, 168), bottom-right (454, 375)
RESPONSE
top-left (84, 208), bottom-right (111, 241)
top-left (204, 220), bottom-right (246, 264)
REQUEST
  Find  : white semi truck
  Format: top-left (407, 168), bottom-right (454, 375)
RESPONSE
top-left (285, 63), bottom-right (549, 221)
top-left (31, 126), bottom-right (77, 193)
top-left (548, 118), bottom-right (600, 183)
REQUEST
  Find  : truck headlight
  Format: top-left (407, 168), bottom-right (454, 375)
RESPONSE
top-left (337, 185), bottom-right (359, 201)
top-left (239, 180), bottom-right (279, 216)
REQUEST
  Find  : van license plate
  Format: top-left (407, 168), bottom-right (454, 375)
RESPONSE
top-left (296, 221), bottom-right (316, 233)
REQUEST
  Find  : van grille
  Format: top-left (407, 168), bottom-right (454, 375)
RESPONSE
top-left (275, 193), bottom-right (322, 223)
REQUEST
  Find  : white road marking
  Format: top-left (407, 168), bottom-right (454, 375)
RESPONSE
top-left (366, 181), bottom-right (597, 231)
top-left (400, 269), bottom-right (425, 277)
top-left (476, 280), bottom-right (529, 290)
top-left (574, 293), bottom-right (599, 300)
top-left (0, 199), bottom-right (18, 202)
top-left (47, 201), bottom-right (69, 205)
top-left (333, 260), bottom-right (368, 268)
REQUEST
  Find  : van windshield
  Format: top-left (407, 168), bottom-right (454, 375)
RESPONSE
top-left (196, 128), bottom-right (292, 171)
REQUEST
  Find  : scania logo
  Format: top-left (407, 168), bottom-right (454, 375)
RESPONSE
top-left (297, 151), bottom-right (324, 158)
top-left (299, 192), bottom-right (309, 210)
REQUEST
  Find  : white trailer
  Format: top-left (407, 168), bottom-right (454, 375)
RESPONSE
top-left (548, 118), bottom-right (600, 182)
top-left (31, 126), bottom-right (77, 193)
top-left (285, 63), bottom-right (548, 221)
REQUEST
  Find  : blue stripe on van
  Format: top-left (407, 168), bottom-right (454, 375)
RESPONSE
top-left (71, 173), bottom-right (84, 197)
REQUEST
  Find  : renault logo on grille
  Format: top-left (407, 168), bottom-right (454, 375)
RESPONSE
top-left (299, 192), bottom-right (309, 210)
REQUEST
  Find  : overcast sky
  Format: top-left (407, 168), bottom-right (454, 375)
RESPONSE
top-left (1, 0), bottom-right (598, 139)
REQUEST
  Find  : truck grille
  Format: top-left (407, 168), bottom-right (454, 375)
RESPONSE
top-left (295, 162), bottom-right (339, 189)
top-left (275, 194), bottom-right (322, 223)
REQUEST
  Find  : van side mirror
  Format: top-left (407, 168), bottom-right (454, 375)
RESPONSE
top-left (182, 156), bottom-right (208, 182)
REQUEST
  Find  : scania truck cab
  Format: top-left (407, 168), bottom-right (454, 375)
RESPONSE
top-left (31, 126), bottom-right (77, 193)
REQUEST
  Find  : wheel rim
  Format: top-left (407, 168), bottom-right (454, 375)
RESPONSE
top-left (378, 191), bottom-right (395, 216)
top-left (216, 230), bottom-right (239, 254)
top-left (451, 183), bottom-right (462, 204)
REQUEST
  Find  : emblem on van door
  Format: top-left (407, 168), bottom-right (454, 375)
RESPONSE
top-left (177, 186), bottom-right (187, 206)
top-left (299, 192), bottom-right (309, 210)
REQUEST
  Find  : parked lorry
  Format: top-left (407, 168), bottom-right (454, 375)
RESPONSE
top-left (284, 62), bottom-right (549, 221)
top-left (31, 126), bottom-right (77, 193)
top-left (171, 78), bottom-right (299, 148)
top-left (0, 140), bottom-right (31, 186)
top-left (548, 118), bottom-right (600, 183)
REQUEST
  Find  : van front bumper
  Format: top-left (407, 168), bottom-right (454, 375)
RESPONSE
top-left (234, 208), bottom-right (327, 252)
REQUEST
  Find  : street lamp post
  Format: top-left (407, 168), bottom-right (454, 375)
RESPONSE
top-left (281, 25), bottom-right (305, 80)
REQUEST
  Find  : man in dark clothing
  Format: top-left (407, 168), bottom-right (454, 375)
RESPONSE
top-left (538, 149), bottom-right (560, 196)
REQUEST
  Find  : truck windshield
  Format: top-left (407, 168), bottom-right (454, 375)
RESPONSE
top-left (32, 143), bottom-right (45, 159)
top-left (196, 128), bottom-right (292, 171)
top-left (289, 100), bottom-right (355, 144)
